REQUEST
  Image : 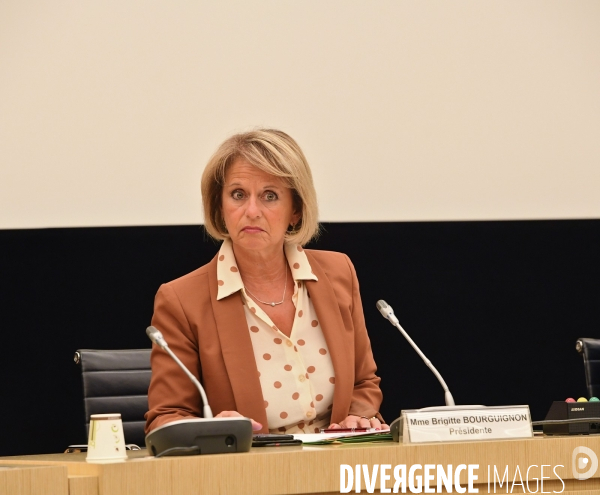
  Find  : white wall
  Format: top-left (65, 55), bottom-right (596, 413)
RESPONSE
top-left (1, 1), bottom-right (599, 229)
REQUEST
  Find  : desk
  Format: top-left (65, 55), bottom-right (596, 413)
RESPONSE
top-left (0, 463), bottom-right (68, 495)
top-left (2, 435), bottom-right (600, 494)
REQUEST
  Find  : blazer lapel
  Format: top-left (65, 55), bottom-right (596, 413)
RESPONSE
top-left (304, 252), bottom-right (353, 425)
top-left (207, 257), bottom-right (268, 431)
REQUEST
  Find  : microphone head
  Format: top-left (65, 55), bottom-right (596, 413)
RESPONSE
top-left (376, 299), bottom-right (398, 325)
top-left (146, 326), bottom-right (167, 348)
top-left (376, 299), bottom-right (394, 317)
top-left (376, 300), bottom-right (389, 312)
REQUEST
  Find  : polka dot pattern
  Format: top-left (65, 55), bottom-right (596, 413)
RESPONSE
top-left (329, 377), bottom-right (335, 384)
top-left (215, 238), bottom-right (332, 434)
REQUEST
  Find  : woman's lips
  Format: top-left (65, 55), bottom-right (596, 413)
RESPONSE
top-left (241, 227), bottom-right (264, 233)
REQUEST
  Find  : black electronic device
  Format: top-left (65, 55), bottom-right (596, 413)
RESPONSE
top-left (252, 434), bottom-right (294, 442)
top-left (252, 434), bottom-right (299, 447)
top-left (543, 401), bottom-right (600, 435)
top-left (144, 326), bottom-right (253, 457)
top-left (146, 417), bottom-right (253, 457)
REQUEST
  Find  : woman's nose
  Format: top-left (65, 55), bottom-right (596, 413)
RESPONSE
top-left (245, 195), bottom-right (262, 218)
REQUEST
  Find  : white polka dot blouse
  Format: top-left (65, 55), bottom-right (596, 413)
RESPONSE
top-left (216, 238), bottom-right (335, 434)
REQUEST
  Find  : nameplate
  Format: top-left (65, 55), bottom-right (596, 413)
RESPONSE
top-left (402, 405), bottom-right (533, 444)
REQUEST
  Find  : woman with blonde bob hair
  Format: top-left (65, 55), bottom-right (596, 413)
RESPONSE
top-left (202, 129), bottom-right (319, 247)
top-left (146, 129), bottom-right (387, 435)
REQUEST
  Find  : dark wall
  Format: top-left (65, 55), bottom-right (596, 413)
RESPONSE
top-left (1, 220), bottom-right (597, 456)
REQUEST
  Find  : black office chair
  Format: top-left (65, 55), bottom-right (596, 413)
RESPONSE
top-left (74, 349), bottom-right (152, 448)
top-left (575, 338), bottom-right (600, 398)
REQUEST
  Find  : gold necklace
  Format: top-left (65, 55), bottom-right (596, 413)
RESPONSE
top-left (244, 268), bottom-right (288, 307)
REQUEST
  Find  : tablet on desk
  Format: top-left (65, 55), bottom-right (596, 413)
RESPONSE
top-left (252, 434), bottom-right (301, 447)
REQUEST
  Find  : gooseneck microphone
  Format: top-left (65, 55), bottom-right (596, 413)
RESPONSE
top-left (376, 300), bottom-right (455, 407)
top-left (144, 325), bottom-right (253, 456)
top-left (146, 326), bottom-right (213, 419)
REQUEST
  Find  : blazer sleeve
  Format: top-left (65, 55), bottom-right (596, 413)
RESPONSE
top-left (144, 283), bottom-right (204, 433)
top-left (345, 255), bottom-right (385, 423)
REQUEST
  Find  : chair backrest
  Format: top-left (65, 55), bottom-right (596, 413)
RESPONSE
top-left (74, 349), bottom-right (151, 447)
top-left (576, 338), bottom-right (600, 398)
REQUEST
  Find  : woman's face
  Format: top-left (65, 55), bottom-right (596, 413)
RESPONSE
top-left (221, 158), bottom-right (300, 255)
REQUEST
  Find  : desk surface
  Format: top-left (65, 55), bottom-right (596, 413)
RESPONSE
top-left (2, 435), bottom-right (600, 495)
top-left (0, 463), bottom-right (68, 495)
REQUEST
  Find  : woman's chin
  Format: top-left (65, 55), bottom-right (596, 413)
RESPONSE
top-left (232, 234), bottom-right (282, 253)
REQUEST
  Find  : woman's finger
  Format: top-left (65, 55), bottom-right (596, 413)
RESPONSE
top-left (369, 417), bottom-right (382, 430)
top-left (357, 417), bottom-right (371, 428)
top-left (215, 411), bottom-right (262, 431)
top-left (339, 416), bottom-right (360, 428)
top-left (215, 410), bottom-right (242, 418)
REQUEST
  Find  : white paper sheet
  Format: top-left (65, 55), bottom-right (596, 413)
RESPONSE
top-left (293, 430), bottom-right (379, 443)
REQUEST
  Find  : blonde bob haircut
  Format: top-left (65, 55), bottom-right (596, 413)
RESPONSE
top-left (201, 129), bottom-right (320, 246)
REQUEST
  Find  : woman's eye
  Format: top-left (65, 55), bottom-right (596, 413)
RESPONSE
top-left (264, 191), bottom-right (278, 201)
top-left (232, 190), bottom-right (244, 200)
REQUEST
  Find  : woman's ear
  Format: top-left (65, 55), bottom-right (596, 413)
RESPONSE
top-left (290, 211), bottom-right (301, 228)
top-left (290, 191), bottom-right (302, 227)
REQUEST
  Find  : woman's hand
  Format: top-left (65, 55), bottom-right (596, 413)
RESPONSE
top-left (328, 415), bottom-right (390, 431)
top-left (215, 410), bottom-right (263, 431)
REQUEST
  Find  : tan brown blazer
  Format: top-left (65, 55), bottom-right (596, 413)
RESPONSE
top-left (145, 249), bottom-right (383, 434)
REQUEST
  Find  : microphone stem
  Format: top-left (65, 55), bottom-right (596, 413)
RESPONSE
top-left (390, 319), bottom-right (455, 407)
top-left (162, 346), bottom-right (214, 418)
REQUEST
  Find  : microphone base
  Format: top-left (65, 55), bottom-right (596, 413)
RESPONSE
top-left (145, 417), bottom-right (253, 457)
